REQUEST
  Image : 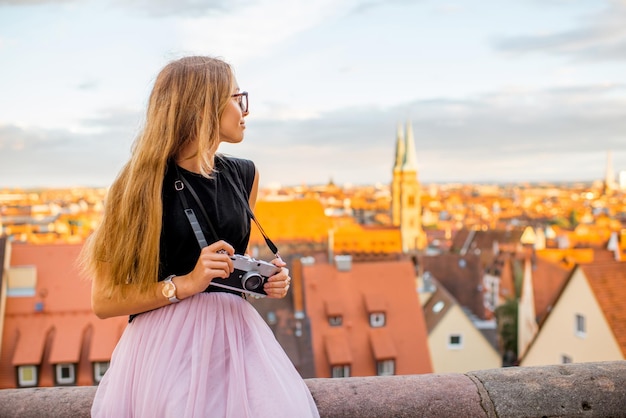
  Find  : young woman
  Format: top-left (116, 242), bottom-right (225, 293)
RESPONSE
top-left (81, 56), bottom-right (319, 417)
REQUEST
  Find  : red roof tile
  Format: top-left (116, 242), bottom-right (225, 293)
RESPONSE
top-left (531, 256), bottom-right (571, 323)
top-left (89, 318), bottom-right (125, 362)
top-left (369, 328), bottom-right (397, 360)
top-left (324, 299), bottom-right (344, 317)
top-left (12, 317), bottom-right (47, 366)
top-left (1, 243), bottom-right (128, 389)
top-left (363, 292), bottom-right (387, 313)
top-left (48, 315), bottom-right (85, 364)
top-left (303, 259), bottom-right (432, 377)
top-left (324, 329), bottom-right (353, 365)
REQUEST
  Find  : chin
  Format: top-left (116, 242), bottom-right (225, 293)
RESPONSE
top-left (222, 137), bottom-right (244, 145)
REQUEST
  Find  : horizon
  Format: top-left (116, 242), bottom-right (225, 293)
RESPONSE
top-left (0, 174), bottom-right (611, 192)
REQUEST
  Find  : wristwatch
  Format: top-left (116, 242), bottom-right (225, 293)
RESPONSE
top-left (162, 275), bottom-right (181, 303)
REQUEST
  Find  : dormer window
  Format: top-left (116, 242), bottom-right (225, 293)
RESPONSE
top-left (369, 312), bottom-right (386, 328)
top-left (364, 293), bottom-right (387, 328)
top-left (93, 362), bottom-right (110, 384)
top-left (328, 315), bottom-right (343, 327)
top-left (55, 363), bottom-right (76, 386)
top-left (17, 365), bottom-right (38, 387)
top-left (331, 364), bottom-right (351, 378)
top-left (376, 359), bottom-right (395, 376)
top-left (325, 299), bottom-right (343, 327)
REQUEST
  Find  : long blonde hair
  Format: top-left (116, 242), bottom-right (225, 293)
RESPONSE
top-left (80, 56), bottom-right (234, 293)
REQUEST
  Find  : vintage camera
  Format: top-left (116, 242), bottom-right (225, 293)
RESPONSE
top-left (209, 254), bottom-right (279, 297)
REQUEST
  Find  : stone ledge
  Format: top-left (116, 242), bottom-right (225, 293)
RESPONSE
top-left (1, 361), bottom-right (624, 417)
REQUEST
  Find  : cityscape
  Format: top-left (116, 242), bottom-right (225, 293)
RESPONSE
top-left (0, 122), bottom-right (624, 390)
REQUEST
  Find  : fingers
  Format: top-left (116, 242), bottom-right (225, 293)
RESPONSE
top-left (270, 257), bottom-right (287, 268)
top-left (264, 267), bottom-right (291, 299)
top-left (206, 240), bottom-right (235, 256)
top-left (190, 241), bottom-right (235, 288)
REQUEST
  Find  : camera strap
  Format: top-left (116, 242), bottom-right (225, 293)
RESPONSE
top-left (173, 162), bottom-right (280, 259)
top-left (173, 168), bottom-right (215, 248)
top-left (220, 163), bottom-right (281, 258)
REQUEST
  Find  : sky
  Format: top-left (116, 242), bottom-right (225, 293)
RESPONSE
top-left (1, 0), bottom-right (625, 189)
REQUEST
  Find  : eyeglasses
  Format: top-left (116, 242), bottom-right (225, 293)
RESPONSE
top-left (231, 91), bottom-right (248, 113)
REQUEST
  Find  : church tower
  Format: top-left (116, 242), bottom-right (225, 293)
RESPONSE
top-left (604, 150), bottom-right (617, 195)
top-left (391, 121), bottom-right (427, 253)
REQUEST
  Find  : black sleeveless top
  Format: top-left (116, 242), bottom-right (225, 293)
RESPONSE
top-left (129, 155), bottom-right (256, 322)
top-left (128, 155), bottom-right (256, 322)
top-left (159, 155), bottom-right (256, 282)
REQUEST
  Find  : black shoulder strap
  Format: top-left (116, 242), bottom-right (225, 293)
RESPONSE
top-left (173, 163), bottom-right (280, 258)
top-left (173, 165), bottom-right (216, 248)
top-left (220, 165), bottom-right (280, 257)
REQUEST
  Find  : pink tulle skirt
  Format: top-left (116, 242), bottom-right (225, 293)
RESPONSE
top-left (92, 292), bottom-right (319, 418)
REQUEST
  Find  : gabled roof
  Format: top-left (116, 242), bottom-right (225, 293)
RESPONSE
top-left (520, 259), bottom-right (626, 365)
top-left (303, 258), bottom-right (432, 377)
top-left (530, 256), bottom-right (571, 324)
top-left (450, 228), bottom-right (525, 254)
top-left (420, 253), bottom-right (485, 320)
top-left (422, 280), bottom-right (455, 334)
top-left (579, 261), bottom-right (626, 356)
top-left (0, 243), bottom-right (127, 388)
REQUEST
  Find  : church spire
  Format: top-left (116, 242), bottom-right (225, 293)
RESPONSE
top-left (401, 120), bottom-right (419, 172)
top-left (393, 122), bottom-right (405, 172)
top-left (604, 150), bottom-right (616, 194)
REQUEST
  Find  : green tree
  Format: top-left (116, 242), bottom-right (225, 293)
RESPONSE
top-left (495, 298), bottom-right (518, 366)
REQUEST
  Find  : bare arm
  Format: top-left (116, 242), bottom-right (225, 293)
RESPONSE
top-left (91, 240), bottom-right (236, 319)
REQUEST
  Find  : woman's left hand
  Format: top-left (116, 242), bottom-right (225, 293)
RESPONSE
top-left (264, 258), bottom-right (291, 299)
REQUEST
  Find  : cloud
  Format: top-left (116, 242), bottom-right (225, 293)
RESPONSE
top-left (176, 0), bottom-right (361, 64)
top-left (0, 0), bottom-right (245, 16)
top-left (0, 108), bottom-right (137, 188)
top-left (0, 0), bottom-right (75, 4)
top-left (232, 82), bottom-right (626, 185)
top-left (494, 0), bottom-right (626, 61)
top-left (109, 0), bottom-right (249, 17)
top-left (2, 82), bottom-right (624, 188)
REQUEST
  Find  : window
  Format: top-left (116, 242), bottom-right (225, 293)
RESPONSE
top-left (376, 359), bottom-right (395, 376)
top-left (432, 301), bottom-right (445, 313)
top-left (7, 266), bottom-right (37, 297)
top-left (331, 364), bottom-right (350, 378)
top-left (575, 314), bottom-right (586, 338)
top-left (55, 363), bottom-right (76, 385)
top-left (561, 355), bottom-right (573, 364)
top-left (369, 313), bottom-right (386, 328)
top-left (17, 365), bottom-right (38, 387)
top-left (93, 362), bottom-right (110, 384)
top-left (447, 334), bottom-right (463, 349)
top-left (328, 315), bottom-right (343, 327)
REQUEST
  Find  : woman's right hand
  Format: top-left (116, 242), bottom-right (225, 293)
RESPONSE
top-left (177, 240), bottom-right (235, 299)
top-left (90, 240), bottom-right (236, 319)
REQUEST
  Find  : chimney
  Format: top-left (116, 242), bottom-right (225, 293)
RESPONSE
top-left (291, 258), bottom-right (305, 318)
top-left (334, 255), bottom-right (352, 272)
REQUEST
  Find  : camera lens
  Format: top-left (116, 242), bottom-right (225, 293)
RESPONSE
top-left (242, 271), bottom-right (263, 291)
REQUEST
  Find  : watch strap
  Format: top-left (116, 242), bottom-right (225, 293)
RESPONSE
top-left (163, 275), bottom-right (181, 303)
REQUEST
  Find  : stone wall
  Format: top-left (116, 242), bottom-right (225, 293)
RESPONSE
top-left (1, 361), bottom-right (624, 417)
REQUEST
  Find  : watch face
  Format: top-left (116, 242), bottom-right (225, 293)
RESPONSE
top-left (162, 282), bottom-right (176, 298)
